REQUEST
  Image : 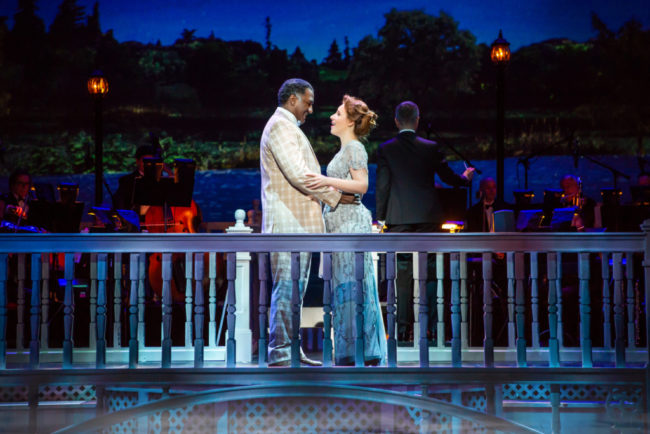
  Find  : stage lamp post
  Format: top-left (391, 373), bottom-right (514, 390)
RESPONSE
top-left (491, 30), bottom-right (510, 201)
top-left (87, 70), bottom-right (109, 206)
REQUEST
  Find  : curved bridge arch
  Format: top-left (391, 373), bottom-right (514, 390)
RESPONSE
top-left (55, 383), bottom-right (542, 433)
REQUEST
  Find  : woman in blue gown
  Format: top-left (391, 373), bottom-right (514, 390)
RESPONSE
top-left (306, 95), bottom-right (387, 366)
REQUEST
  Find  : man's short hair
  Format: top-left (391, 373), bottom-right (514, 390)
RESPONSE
top-left (277, 78), bottom-right (313, 106)
top-left (395, 101), bottom-right (419, 126)
top-left (8, 168), bottom-right (31, 189)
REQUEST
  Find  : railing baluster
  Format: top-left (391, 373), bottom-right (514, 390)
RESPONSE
top-left (450, 252), bottom-right (461, 367)
top-left (63, 253), bottom-right (75, 368)
top-left (29, 253), bottom-right (41, 368)
top-left (321, 252), bottom-right (332, 367)
top-left (482, 252), bottom-right (494, 367)
top-left (137, 253), bottom-right (146, 350)
top-left (355, 251), bottom-right (365, 367)
top-left (96, 253), bottom-right (108, 368)
top-left (550, 384), bottom-right (561, 434)
top-left (40, 253), bottom-right (49, 350)
top-left (0, 254), bottom-right (6, 368)
top-left (601, 253), bottom-right (611, 349)
top-left (128, 253), bottom-right (139, 368)
top-left (506, 252), bottom-right (515, 348)
top-left (226, 252), bottom-right (237, 367)
top-left (530, 252), bottom-right (540, 348)
top-left (113, 253), bottom-right (122, 348)
top-left (556, 252), bottom-right (564, 347)
top-left (547, 252), bottom-right (560, 367)
top-left (386, 252), bottom-right (397, 367)
top-left (185, 253), bottom-right (193, 348)
top-left (515, 252), bottom-right (527, 367)
top-left (16, 253), bottom-right (25, 350)
top-left (414, 252), bottom-right (427, 366)
top-left (625, 252), bottom-right (635, 348)
top-left (436, 253), bottom-right (445, 349)
top-left (460, 252), bottom-right (468, 349)
top-left (412, 252), bottom-right (421, 346)
top-left (579, 252), bottom-right (592, 367)
top-left (290, 252), bottom-right (301, 367)
top-left (208, 252), bottom-right (217, 348)
top-left (258, 252), bottom-right (269, 367)
top-left (194, 253), bottom-right (205, 367)
top-left (612, 252), bottom-right (625, 367)
top-left (89, 253), bottom-right (98, 349)
top-left (161, 253), bottom-right (173, 367)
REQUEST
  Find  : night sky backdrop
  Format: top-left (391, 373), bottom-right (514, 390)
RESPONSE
top-left (2, 0), bottom-right (649, 60)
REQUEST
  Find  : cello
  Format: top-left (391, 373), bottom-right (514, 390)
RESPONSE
top-left (140, 142), bottom-right (202, 303)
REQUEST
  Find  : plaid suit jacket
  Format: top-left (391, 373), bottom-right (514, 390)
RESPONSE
top-left (260, 107), bottom-right (341, 234)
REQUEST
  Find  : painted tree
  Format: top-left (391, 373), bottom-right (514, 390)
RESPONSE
top-left (323, 39), bottom-right (344, 69)
top-left (49, 0), bottom-right (86, 47)
top-left (349, 9), bottom-right (480, 113)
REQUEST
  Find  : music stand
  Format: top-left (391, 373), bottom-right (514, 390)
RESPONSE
top-left (516, 209), bottom-right (544, 232)
top-left (550, 207), bottom-right (576, 231)
top-left (494, 209), bottom-right (515, 232)
top-left (134, 158), bottom-right (196, 231)
top-left (630, 185), bottom-right (650, 205)
top-left (90, 207), bottom-right (140, 232)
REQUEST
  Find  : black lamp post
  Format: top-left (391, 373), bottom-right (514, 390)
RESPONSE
top-left (87, 70), bottom-right (109, 206)
top-left (491, 30), bottom-right (510, 201)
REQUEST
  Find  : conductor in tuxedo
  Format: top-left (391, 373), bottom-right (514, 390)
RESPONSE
top-left (465, 177), bottom-right (512, 232)
top-left (376, 101), bottom-right (474, 342)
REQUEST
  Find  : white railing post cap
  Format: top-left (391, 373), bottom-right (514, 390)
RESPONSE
top-left (226, 209), bottom-right (253, 233)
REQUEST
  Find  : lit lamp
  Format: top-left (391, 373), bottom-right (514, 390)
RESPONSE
top-left (87, 70), bottom-right (109, 206)
top-left (441, 221), bottom-right (464, 234)
top-left (490, 30), bottom-right (510, 202)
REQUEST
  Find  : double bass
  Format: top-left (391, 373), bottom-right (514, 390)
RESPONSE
top-left (139, 145), bottom-right (202, 302)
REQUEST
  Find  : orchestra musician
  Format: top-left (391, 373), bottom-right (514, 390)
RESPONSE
top-left (0, 168), bottom-right (33, 226)
top-left (464, 177), bottom-right (512, 233)
top-left (559, 174), bottom-right (596, 230)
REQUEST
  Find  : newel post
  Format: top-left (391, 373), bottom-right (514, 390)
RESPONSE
top-left (640, 220), bottom-right (650, 416)
top-left (226, 209), bottom-right (253, 363)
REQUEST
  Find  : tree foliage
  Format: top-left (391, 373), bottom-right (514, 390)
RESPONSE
top-left (348, 9), bottom-right (480, 114)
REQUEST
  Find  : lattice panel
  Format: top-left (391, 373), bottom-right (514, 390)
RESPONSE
top-left (561, 384), bottom-right (610, 401)
top-left (147, 403), bottom-right (223, 434)
top-left (39, 385), bottom-right (96, 402)
top-left (502, 384), bottom-right (644, 404)
top-left (503, 383), bottom-right (549, 401)
top-left (103, 390), bottom-right (140, 434)
top-left (0, 386), bottom-right (28, 402)
top-left (228, 397), bottom-right (385, 433)
top-left (430, 392), bottom-right (452, 402)
top-left (462, 390), bottom-right (487, 412)
top-left (397, 406), bottom-right (451, 433)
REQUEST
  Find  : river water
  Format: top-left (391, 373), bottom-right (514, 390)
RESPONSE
top-left (2, 154), bottom-right (642, 224)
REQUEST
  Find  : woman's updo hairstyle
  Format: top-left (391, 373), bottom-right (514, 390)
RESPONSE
top-left (342, 94), bottom-right (378, 139)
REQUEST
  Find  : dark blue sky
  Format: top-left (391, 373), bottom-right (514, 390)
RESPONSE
top-left (2, 0), bottom-right (649, 60)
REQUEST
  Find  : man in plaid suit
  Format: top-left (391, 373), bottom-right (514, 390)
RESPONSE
top-left (260, 78), bottom-right (350, 366)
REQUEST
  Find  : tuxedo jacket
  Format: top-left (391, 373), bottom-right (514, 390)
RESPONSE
top-left (260, 107), bottom-right (341, 234)
top-left (376, 131), bottom-right (468, 225)
top-left (113, 170), bottom-right (140, 211)
top-left (464, 198), bottom-right (512, 232)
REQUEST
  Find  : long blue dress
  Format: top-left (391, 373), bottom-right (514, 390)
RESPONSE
top-left (323, 140), bottom-right (387, 365)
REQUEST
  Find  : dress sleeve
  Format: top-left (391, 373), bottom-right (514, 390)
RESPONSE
top-left (347, 141), bottom-right (368, 171)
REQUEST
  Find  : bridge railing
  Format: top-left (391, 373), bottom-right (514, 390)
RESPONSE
top-left (0, 218), bottom-right (648, 370)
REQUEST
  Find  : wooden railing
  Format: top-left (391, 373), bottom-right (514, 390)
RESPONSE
top-left (0, 217), bottom-right (648, 370)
